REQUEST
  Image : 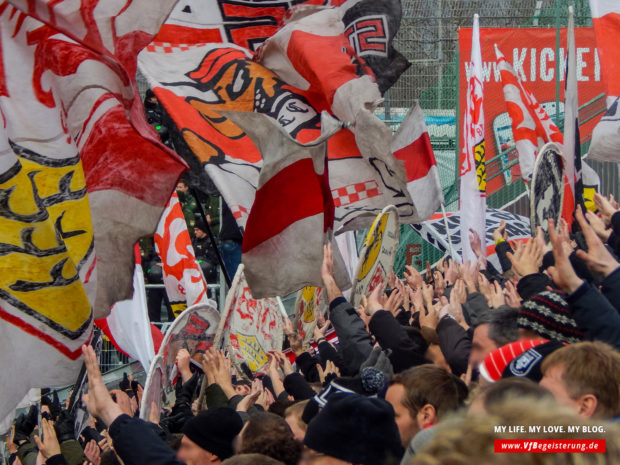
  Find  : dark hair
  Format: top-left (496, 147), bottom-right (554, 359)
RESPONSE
top-left (476, 307), bottom-right (519, 347)
top-left (240, 413), bottom-right (302, 465)
top-left (268, 398), bottom-right (295, 417)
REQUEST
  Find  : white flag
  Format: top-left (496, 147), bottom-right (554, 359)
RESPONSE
top-left (459, 14), bottom-right (486, 263)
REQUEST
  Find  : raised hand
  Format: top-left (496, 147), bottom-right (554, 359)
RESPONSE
top-left (594, 193), bottom-right (619, 226)
top-left (236, 379), bottom-right (262, 412)
top-left (82, 345), bottom-right (124, 427)
top-left (366, 283), bottom-right (385, 316)
top-left (547, 218), bottom-right (583, 294)
top-left (384, 289), bottom-right (404, 318)
top-left (462, 261), bottom-right (478, 294)
top-left (313, 318), bottom-right (331, 341)
top-left (488, 280), bottom-right (506, 309)
top-left (585, 209), bottom-right (611, 242)
top-left (419, 301), bottom-right (439, 330)
top-left (404, 265), bottom-right (423, 291)
top-left (469, 228), bottom-right (486, 263)
top-left (477, 273), bottom-right (493, 305)
top-left (84, 440), bottom-right (101, 465)
top-left (108, 390), bottom-right (135, 417)
top-left (34, 419), bottom-right (61, 460)
top-left (503, 280), bottom-right (521, 308)
top-left (574, 206), bottom-right (619, 279)
top-left (176, 348), bottom-right (192, 383)
top-left (202, 349), bottom-right (236, 398)
top-left (506, 238), bottom-right (543, 277)
top-left (317, 360), bottom-right (341, 384)
top-left (492, 220), bottom-right (508, 242)
top-left (444, 259), bottom-right (459, 286)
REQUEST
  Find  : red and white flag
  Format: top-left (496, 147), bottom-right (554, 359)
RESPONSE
top-left (587, 0), bottom-right (620, 163)
top-left (495, 45), bottom-right (563, 180)
top-left (96, 247), bottom-right (163, 373)
top-left (0, 0), bottom-right (183, 421)
top-left (224, 111), bottom-right (347, 298)
top-left (459, 14), bottom-right (486, 263)
top-left (256, 7), bottom-right (414, 230)
top-left (154, 192), bottom-right (211, 317)
top-left (391, 102), bottom-right (444, 221)
top-left (589, 0), bottom-right (620, 105)
top-left (562, 7), bottom-right (584, 221)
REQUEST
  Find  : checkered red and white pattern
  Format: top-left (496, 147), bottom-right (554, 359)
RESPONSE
top-left (145, 42), bottom-right (209, 53)
top-left (332, 180), bottom-right (380, 207)
top-left (230, 204), bottom-right (249, 220)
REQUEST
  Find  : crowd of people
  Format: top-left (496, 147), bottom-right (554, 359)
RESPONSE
top-left (4, 193), bottom-right (620, 465)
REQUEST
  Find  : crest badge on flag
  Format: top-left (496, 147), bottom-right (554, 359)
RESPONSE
top-left (350, 205), bottom-right (400, 308)
top-left (215, 265), bottom-right (284, 377)
top-left (0, 0), bottom-right (184, 420)
top-left (293, 286), bottom-right (325, 346)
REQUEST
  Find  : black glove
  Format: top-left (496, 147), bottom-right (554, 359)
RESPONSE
top-left (14, 405), bottom-right (38, 444)
top-left (80, 426), bottom-right (103, 445)
top-left (50, 391), bottom-right (62, 420)
top-left (54, 410), bottom-right (75, 443)
top-left (119, 373), bottom-right (130, 393)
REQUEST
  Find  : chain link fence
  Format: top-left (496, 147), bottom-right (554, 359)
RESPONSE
top-left (384, 0), bottom-right (617, 213)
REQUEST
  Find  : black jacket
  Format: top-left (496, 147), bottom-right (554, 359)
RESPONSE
top-left (517, 273), bottom-right (553, 300)
top-left (328, 297), bottom-right (373, 376)
top-left (567, 282), bottom-right (620, 349)
top-left (436, 316), bottom-right (472, 376)
top-left (495, 241), bottom-right (514, 273)
top-left (601, 267), bottom-right (620, 314)
top-left (607, 211), bottom-right (620, 258)
top-left (110, 414), bottom-right (183, 465)
top-left (368, 310), bottom-right (428, 373)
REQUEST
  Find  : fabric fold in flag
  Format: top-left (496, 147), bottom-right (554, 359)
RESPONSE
top-left (154, 192), bottom-right (212, 317)
top-left (0, 0), bottom-right (183, 421)
top-left (95, 246), bottom-right (162, 373)
top-left (561, 7), bottom-right (583, 222)
top-left (587, 0), bottom-right (620, 163)
top-left (391, 102), bottom-right (444, 222)
top-left (256, 6), bottom-right (413, 230)
top-left (459, 14), bottom-right (486, 263)
top-left (341, 0), bottom-right (411, 94)
top-left (223, 110), bottom-right (349, 298)
top-left (495, 45), bottom-right (563, 181)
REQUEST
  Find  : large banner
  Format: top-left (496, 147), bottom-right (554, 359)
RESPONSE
top-left (411, 209), bottom-right (531, 270)
top-left (215, 265), bottom-right (284, 377)
top-left (350, 205), bottom-right (400, 307)
top-left (458, 28), bottom-right (606, 198)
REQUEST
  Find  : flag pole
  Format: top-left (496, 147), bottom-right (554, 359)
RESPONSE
top-left (190, 189), bottom-right (232, 287)
top-left (440, 203), bottom-right (458, 261)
